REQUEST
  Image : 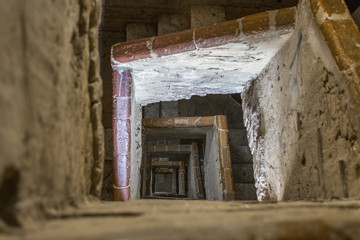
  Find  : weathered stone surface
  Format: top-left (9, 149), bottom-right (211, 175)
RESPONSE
top-left (241, 0), bottom-right (360, 201)
top-left (158, 14), bottom-right (190, 35)
top-left (5, 200), bottom-right (360, 239)
top-left (191, 6), bottom-right (226, 28)
top-left (234, 183), bottom-right (257, 200)
top-left (232, 164), bottom-right (255, 183)
top-left (160, 101), bottom-right (178, 118)
top-left (229, 129), bottom-right (248, 146)
top-left (126, 23), bottom-right (157, 41)
top-left (231, 146), bottom-right (253, 164)
top-left (0, 0), bottom-right (103, 226)
top-left (144, 103), bottom-right (160, 118)
top-left (90, 102), bottom-right (105, 197)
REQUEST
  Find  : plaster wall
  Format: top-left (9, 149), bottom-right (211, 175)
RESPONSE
top-left (242, 0), bottom-right (360, 201)
top-left (0, 0), bottom-right (104, 226)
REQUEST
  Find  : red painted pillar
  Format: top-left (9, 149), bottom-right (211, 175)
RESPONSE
top-left (112, 69), bottom-right (132, 201)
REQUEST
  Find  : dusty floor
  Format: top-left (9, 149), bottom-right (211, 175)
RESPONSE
top-left (1, 200), bottom-right (360, 240)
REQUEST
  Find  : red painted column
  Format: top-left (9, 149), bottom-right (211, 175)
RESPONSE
top-left (112, 69), bottom-right (132, 201)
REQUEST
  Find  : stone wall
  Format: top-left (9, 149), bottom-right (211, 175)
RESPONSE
top-left (242, 0), bottom-right (360, 201)
top-left (0, 0), bottom-right (104, 227)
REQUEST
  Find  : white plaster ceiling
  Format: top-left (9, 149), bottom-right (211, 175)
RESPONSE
top-left (114, 29), bottom-right (293, 106)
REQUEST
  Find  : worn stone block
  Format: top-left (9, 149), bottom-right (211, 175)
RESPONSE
top-left (158, 13), bottom-right (190, 35)
top-left (161, 101), bottom-right (178, 118)
top-left (234, 183), bottom-right (257, 200)
top-left (126, 23), bottom-right (157, 41)
top-left (144, 103), bottom-right (160, 118)
top-left (229, 129), bottom-right (248, 146)
top-left (191, 6), bottom-right (226, 28)
top-left (232, 163), bottom-right (255, 183)
top-left (231, 146), bottom-right (253, 164)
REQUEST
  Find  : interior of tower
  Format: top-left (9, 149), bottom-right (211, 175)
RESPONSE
top-left (1, 0), bottom-right (360, 239)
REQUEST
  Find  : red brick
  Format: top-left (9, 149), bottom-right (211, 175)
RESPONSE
top-left (195, 20), bottom-right (239, 48)
top-left (153, 29), bottom-right (196, 57)
top-left (112, 38), bottom-right (151, 63)
top-left (242, 11), bottom-right (270, 34)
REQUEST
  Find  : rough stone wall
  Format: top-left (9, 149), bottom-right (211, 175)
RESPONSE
top-left (242, 0), bottom-right (360, 201)
top-left (0, 0), bottom-right (104, 227)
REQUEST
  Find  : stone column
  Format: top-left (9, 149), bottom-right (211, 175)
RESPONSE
top-left (112, 69), bottom-right (132, 201)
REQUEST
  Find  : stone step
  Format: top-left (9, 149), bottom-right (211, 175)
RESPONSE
top-left (234, 183), bottom-right (257, 201)
top-left (229, 128), bottom-right (248, 146)
top-left (230, 145), bottom-right (253, 164)
top-left (232, 163), bottom-right (255, 183)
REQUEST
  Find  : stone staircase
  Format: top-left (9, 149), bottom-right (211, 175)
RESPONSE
top-left (229, 129), bottom-right (257, 200)
top-left (101, 6), bottom-right (257, 201)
